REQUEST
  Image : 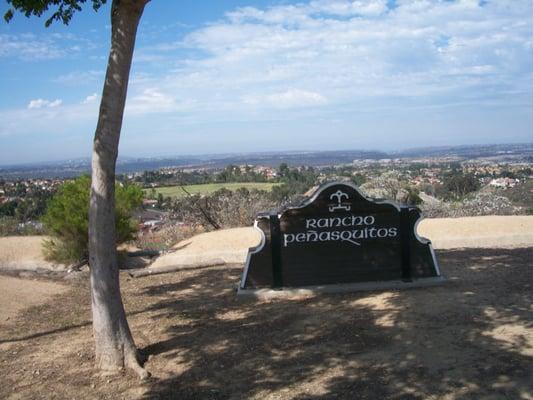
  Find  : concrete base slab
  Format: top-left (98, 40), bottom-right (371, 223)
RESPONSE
top-left (237, 276), bottom-right (446, 298)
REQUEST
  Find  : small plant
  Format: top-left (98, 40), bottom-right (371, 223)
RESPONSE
top-left (403, 186), bottom-right (423, 205)
top-left (0, 216), bottom-right (19, 236)
top-left (42, 176), bottom-right (142, 263)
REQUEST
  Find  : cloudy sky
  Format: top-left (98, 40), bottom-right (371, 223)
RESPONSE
top-left (0, 0), bottom-right (532, 165)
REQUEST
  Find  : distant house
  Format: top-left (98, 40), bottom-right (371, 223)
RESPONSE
top-left (138, 219), bottom-right (164, 234)
top-left (253, 165), bottom-right (278, 179)
top-left (489, 177), bottom-right (519, 188)
top-left (142, 199), bottom-right (158, 207)
top-left (135, 207), bottom-right (167, 234)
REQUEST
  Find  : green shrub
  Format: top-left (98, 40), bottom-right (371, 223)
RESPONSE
top-left (0, 216), bottom-right (18, 236)
top-left (438, 171), bottom-right (481, 200)
top-left (42, 176), bottom-right (142, 263)
top-left (404, 186), bottom-right (423, 205)
top-left (0, 216), bottom-right (44, 236)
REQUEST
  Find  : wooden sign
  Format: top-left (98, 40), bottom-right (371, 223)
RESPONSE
top-left (239, 182), bottom-right (443, 293)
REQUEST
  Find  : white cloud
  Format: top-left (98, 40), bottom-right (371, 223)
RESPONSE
top-left (244, 89), bottom-right (327, 108)
top-left (55, 70), bottom-right (104, 85)
top-left (2, 0), bottom-right (533, 150)
top-left (0, 33), bottom-right (67, 60)
top-left (83, 93), bottom-right (99, 104)
top-left (27, 98), bottom-right (63, 109)
top-left (310, 0), bottom-right (388, 17)
top-left (1, 97), bottom-right (99, 137)
top-left (0, 31), bottom-right (94, 62)
top-left (125, 88), bottom-right (193, 115)
top-left (127, 0), bottom-right (532, 120)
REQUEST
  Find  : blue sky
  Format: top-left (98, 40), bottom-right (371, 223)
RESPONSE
top-left (0, 0), bottom-right (532, 165)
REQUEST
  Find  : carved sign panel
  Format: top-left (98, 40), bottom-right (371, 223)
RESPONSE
top-left (239, 182), bottom-right (442, 291)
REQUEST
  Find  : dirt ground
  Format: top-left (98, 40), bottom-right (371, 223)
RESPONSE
top-left (0, 247), bottom-right (531, 400)
top-left (148, 216), bottom-right (533, 270)
top-left (2, 217), bottom-right (531, 272)
top-left (417, 216), bottom-right (533, 249)
top-left (0, 236), bottom-right (64, 271)
top-left (0, 276), bottom-right (67, 322)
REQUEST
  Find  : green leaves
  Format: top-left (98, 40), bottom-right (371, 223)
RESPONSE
top-left (3, 9), bottom-right (14, 22)
top-left (4, 0), bottom-right (107, 26)
top-left (42, 175), bottom-right (142, 263)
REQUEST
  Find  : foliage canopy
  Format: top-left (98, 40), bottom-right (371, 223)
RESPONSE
top-left (4, 0), bottom-right (107, 27)
top-left (42, 175), bottom-right (142, 263)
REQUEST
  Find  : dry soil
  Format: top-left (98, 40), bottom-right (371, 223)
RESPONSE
top-left (0, 247), bottom-right (531, 399)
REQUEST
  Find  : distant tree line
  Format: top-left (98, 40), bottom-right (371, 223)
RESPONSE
top-left (436, 170), bottom-right (481, 200)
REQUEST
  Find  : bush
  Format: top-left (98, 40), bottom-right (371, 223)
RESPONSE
top-left (0, 216), bottom-right (19, 236)
top-left (438, 171), bottom-right (480, 200)
top-left (42, 176), bottom-right (142, 263)
top-left (170, 188), bottom-right (279, 229)
top-left (360, 171), bottom-right (404, 201)
top-left (402, 187), bottom-right (423, 205)
top-left (0, 216), bottom-right (45, 236)
top-left (135, 222), bottom-right (201, 252)
top-left (420, 191), bottom-right (521, 218)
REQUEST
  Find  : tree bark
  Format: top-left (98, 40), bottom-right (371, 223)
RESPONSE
top-left (89, 0), bottom-right (149, 378)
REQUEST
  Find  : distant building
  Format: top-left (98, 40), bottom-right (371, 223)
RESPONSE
top-left (143, 199), bottom-right (158, 207)
top-left (253, 166), bottom-right (278, 179)
top-left (489, 177), bottom-right (519, 188)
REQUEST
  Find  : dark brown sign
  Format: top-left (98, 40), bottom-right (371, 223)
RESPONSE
top-left (239, 182), bottom-right (443, 292)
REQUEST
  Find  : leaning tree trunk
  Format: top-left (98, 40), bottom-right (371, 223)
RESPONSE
top-left (89, 0), bottom-right (148, 378)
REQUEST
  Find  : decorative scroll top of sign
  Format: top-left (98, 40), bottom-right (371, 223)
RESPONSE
top-left (239, 182), bottom-right (443, 294)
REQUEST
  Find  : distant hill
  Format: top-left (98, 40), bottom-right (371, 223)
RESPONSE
top-left (1, 143), bottom-right (531, 179)
top-left (395, 143), bottom-right (533, 159)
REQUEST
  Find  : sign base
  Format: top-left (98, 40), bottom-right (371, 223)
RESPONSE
top-left (237, 276), bottom-right (446, 298)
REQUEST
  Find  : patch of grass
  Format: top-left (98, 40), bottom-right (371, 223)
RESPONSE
top-left (144, 182), bottom-right (279, 198)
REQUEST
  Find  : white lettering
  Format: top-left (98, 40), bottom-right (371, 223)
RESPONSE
top-left (317, 218), bottom-right (329, 228)
top-left (352, 216), bottom-right (363, 226)
top-left (281, 214), bottom-right (398, 247)
top-left (307, 230), bottom-right (319, 241)
top-left (284, 234), bottom-right (295, 247)
top-left (329, 217), bottom-right (342, 227)
top-left (364, 216), bottom-right (375, 225)
top-left (377, 228), bottom-right (388, 238)
top-left (353, 229), bottom-right (364, 239)
top-left (319, 231), bottom-right (331, 241)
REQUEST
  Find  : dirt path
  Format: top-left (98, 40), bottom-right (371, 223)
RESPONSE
top-left (152, 216), bottom-right (533, 269)
top-left (0, 217), bottom-right (531, 399)
top-left (0, 276), bottom-right (67, 323)
top-left (417, 215), bottom-right (533, 249)
top-left (2, 217), bottom-right (532, 273)
top-left (0, 247), bottom-right (531, 400)
top-left (0, 236), bottom-right (64, 271)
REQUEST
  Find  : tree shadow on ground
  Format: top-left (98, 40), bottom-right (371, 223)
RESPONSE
top-left (136, 248), bottom-right (531, 399)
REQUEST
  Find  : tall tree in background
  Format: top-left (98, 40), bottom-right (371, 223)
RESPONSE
top-left (5, 0), bottom-right (150, 378)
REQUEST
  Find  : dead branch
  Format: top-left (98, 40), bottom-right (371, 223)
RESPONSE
top-left (128, 258), bottom-right (226, 278)
top-left (127, 249), bottom-right (160, 258)
top-left (180, 185), bottom-right (221, 230)
top-left (68, 259), bottom-right (88, 272)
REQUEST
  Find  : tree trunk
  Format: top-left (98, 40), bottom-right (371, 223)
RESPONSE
top-left (89, 0), bottom-right (148, 378)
